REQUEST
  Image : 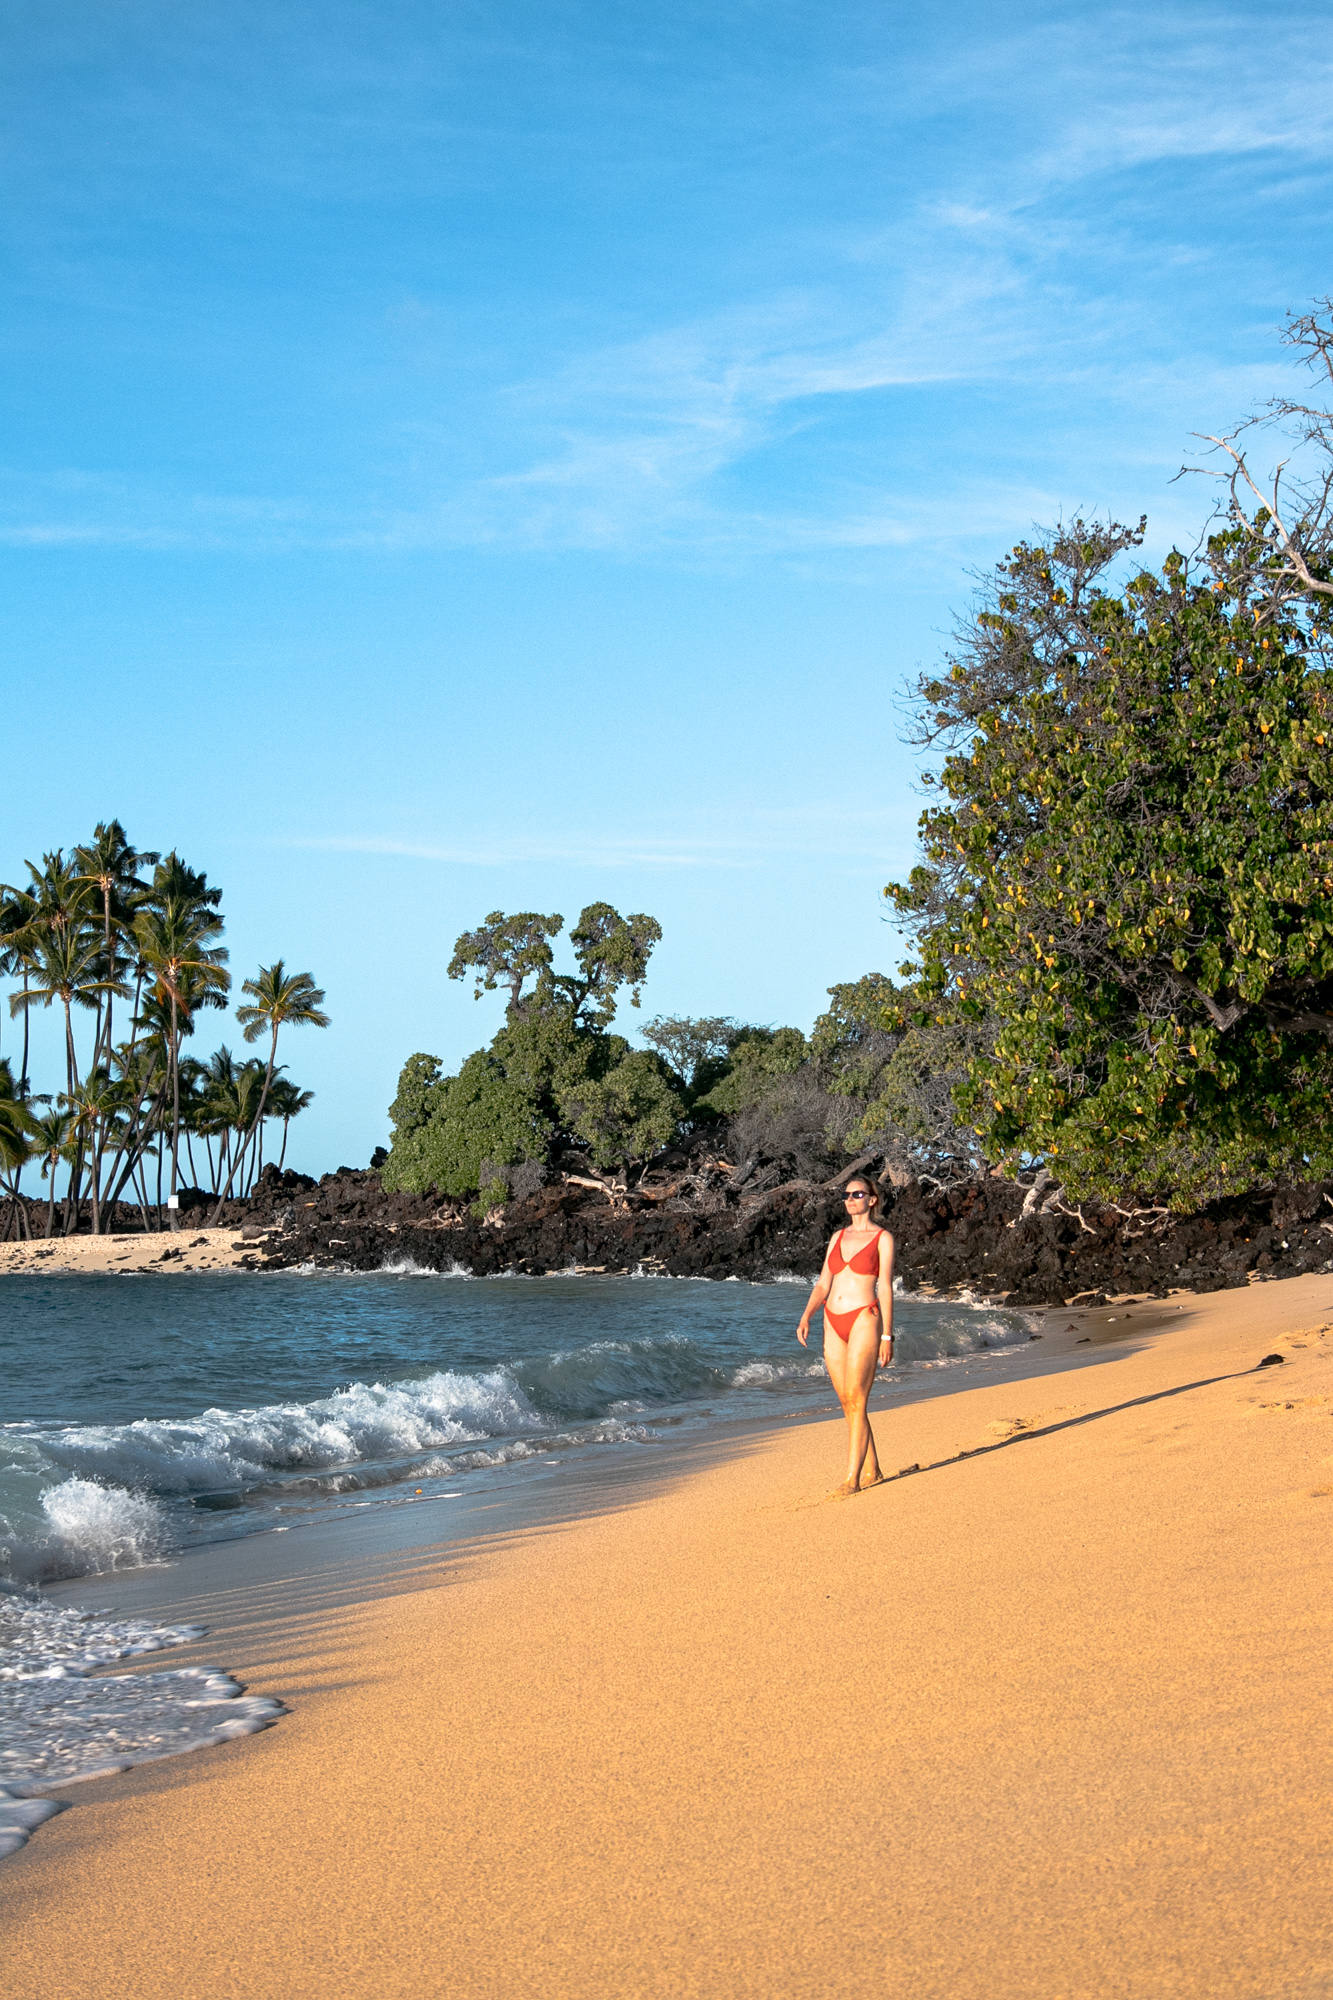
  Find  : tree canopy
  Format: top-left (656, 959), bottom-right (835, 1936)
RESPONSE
top-left (0, 822), bottom-right (322, 1234)
top-left (386, 902), bottom-right (678, 1197)
top-left (888, 513), bottom-right (1333, 1205)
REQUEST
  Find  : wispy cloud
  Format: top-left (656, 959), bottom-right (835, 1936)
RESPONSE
top-left (4, 6), bottom-right (1330, 561)
top-left (285, 802), bottom-right (921, 872)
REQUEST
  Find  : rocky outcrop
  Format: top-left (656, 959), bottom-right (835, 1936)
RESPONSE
top-left (234, 1164), bottom-right (1333, 1303)
top-left (15, 1161), bottom-right (1333, 1302)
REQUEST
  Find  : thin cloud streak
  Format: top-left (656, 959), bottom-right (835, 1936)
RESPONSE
top-left (286, 811), bottom-right (918, 871)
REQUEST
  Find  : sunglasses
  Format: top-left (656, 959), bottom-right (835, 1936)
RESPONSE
top-left (844, 1190), bottom-right (872, 1201)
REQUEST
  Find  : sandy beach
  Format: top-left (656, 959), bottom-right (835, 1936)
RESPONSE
top-left (4, 1276), bottom-right (1332, 1999)
top-left (0, 1227), bottom-right (264, 1276)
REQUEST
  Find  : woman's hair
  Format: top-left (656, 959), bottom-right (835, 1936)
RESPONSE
top-left (844, 1172), bottom-right (882, 1217)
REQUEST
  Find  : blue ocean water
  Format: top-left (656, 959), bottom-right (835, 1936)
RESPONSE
top-left (0, 1268), bottom-right (1033, 1587)
top-left (0, 1270), bottom-right (1034, 1839)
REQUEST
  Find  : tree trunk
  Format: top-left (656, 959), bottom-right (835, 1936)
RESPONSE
top-left (209, 1026), bottom-right (280, 1223)
top-left (168, 993), bottom-right (181, 1231)
top-left (61, 996), bottom-right (83, 1233)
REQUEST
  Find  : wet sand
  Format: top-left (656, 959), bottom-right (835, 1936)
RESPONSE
top-left (3, 1277), bottom-right (1333, 1998)
top-left (0, 1226), bottom-right (262, 1275)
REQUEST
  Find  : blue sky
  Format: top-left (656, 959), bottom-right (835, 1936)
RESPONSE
top-left (2, 1), bottom-right (1331, 1171)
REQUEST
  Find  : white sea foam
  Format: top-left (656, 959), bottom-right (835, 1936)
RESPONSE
top-left (37, 1369), bottom-right (541, 1498)
top-left (730, 1361), bottom-right (825, 1386)
top-left (378, 1257), bottom-right (475, 1279)
top-left (0, 1589), bottom-right (284, 1859)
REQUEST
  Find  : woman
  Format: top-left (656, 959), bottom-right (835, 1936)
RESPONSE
top-left (797, 1175), bottom-right (894, 1496)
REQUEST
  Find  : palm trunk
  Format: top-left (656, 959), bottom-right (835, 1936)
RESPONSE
top-left (19, 970), bottom-right (30, 1094)
top-left (61, 995), bottom-right (83, 1232)
top-left (278, 1119), bottom-right (290, 1172)
top-left (209, 1027), bottom-right (280, 1222)
top-left (45, 1176), bottom-right (55, 1238)
top-left (168, 993), bottom-right (181, 1230)
top-left (133, 1157), bottom-right (154, 1236)
top-left (101, 1056), bottom-right (164, 1221)
top-left (100, 885), bottom-right (115, 1072)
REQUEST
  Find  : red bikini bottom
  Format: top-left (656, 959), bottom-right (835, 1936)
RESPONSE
top-left (824, 1301), bottom-right (880, 1342)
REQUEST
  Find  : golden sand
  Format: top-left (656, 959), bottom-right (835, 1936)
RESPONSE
top-left (3, 1277), bottom-right (1332, 1999)
top-left (0, 1226), bottom-right (261, 1275)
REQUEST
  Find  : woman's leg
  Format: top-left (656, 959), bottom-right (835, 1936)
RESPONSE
top-left (823, 1311), bottom-right (883, 1492)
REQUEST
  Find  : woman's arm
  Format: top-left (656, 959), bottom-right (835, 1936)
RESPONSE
top-left (876, 1231), bottom-right (895, 1364)
top-left (796, 1244), bottom-right (835, 1347)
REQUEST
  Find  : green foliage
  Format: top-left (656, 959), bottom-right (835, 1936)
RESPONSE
top-left (447, 902), bottom-right (662, 1029)
top-left (889, 517), bottom-right (1333, 1205)
top-left (564, 904), bottom-right (662, 1028)
top-left (693, 1027), bottom-right (808, 1117)
top-left (559, 1049), bottom-right (684, 1172)
top-left (811, 974), bottom-right (983, 1176)
top-left (448, 911), bottom-right (563, 1009)
top-left (387, 901), bottom-right (670, 1193)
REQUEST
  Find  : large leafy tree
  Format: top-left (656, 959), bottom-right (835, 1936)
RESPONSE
top-left (386, 902), bottom-right (667, 1195)
top-left (889, 515), bottom-right (1333, 1205)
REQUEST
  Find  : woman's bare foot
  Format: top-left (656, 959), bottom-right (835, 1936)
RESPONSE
top-left (827, 1478), bottom-right (859, 1500)
top-left (859, 1469), bottom-right (885, 1490)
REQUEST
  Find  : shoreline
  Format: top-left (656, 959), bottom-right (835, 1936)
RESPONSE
top-left (0, 1227), bottom-right (259, 1276)
top-left (4, 1278), bottom-right (1333, 1996)
top-left (10, 1160), bottom-right (1333, 1300)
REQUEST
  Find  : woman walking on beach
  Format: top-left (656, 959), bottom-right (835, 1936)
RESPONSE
top-left (797, 1175), bottom-right (894, 1496)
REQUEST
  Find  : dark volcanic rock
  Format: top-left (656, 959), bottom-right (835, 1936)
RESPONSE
top-left (15, 1161), bottom-right (1333, 1304)
top-left (238, 1165), bottom-right (1333, 1302)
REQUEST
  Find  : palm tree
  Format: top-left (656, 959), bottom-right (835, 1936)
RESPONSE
top-left (0, 1058), bottom-right (36, 1240)
top-left (74, 822), bottom-right (156, 1078)
top-left (210, 963), bottom-right (328, 1217)
top-left (0, 883), bottom-right (39, 1093)
top-left (197, 1045), bottom-right (239, 1193)
top-left (30, 1108), bottom-right (76, 1239)
top-left (266, 1075), bottom-right (314, 1173)
top-left (9, 922), bottom-right (129, 1232)
top-left (61, 1070), bottom-right (126, 1236)
top-left (135, 872), bottom-right (230, 1227)
top-left (100, 1033), bottom-right (169, 1230)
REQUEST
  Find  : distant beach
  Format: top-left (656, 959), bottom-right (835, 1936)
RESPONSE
top-left (4, 1276), bottom-right (1332, 1998)
top-left (0, 1226), bottom-right (256, 1277)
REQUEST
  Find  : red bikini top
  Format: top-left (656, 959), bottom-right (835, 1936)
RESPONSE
top-left (828, 1229), bottom-right (882, 1276)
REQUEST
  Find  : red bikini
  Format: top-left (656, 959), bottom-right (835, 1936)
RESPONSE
top-left (823, 1229), bottom-right (884, 1341)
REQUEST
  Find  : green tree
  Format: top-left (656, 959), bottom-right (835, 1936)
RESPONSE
top-left (135, 870), bottom-right (230, 1225)
top-left (211, 963), bottom-right (329, 1214)
top-left (0, 1058), bottom-right (35, 1240)
top-left (693, 1027), bottom-right (809, 1117)
top-left (386, 902), bottom-right (666, 1195)
top-left (266, 1074), bottom-right (314, 1174)
top-left (810, 975), bottom-right (985, 1182)
top-left (558, 1049), bottom-right (683, 1176)
top-left (74, 821), bottom-right (156, 1077)
top-left (639, 1015), bottom-right (744, 1110)
top-left (30, 1107), bottom-right (76, 1239)
top-left (448, 911), bottom-right (564, 1008)
top-left (889, 517), bottom-right (1333, 1205)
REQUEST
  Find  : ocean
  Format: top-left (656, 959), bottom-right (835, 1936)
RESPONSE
top-left (0, 1267), bottom-right (1034, 1853)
